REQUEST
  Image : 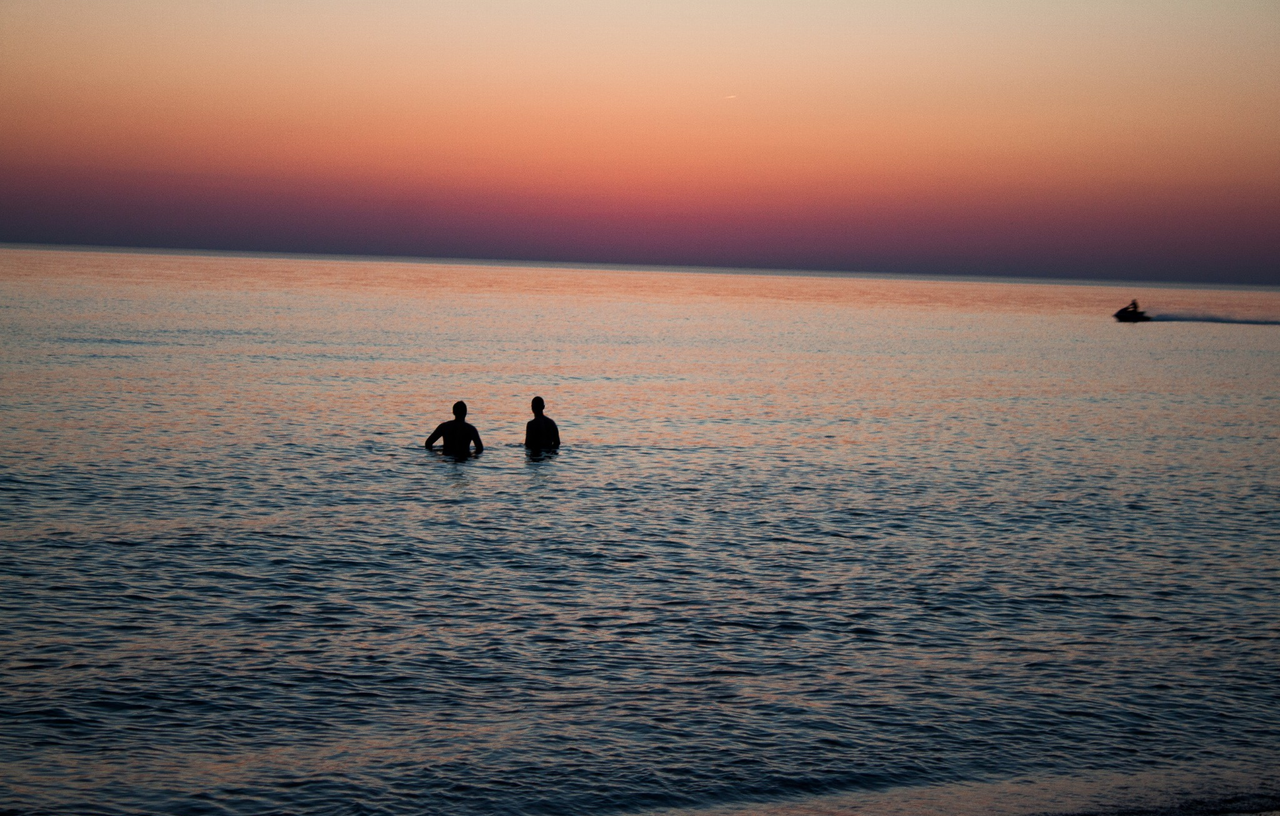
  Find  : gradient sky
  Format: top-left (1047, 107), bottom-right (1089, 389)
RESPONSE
top-left (2, 1), bottom-right (1278, 283)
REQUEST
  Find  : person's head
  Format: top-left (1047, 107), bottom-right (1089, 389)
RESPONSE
top-left (531, 396), bottom-right (545, 415)
top-left (452, 400), bottom-right (467, 419)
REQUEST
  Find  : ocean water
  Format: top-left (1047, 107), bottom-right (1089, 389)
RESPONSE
top-left (1, 247), bottom-right (1278, 816)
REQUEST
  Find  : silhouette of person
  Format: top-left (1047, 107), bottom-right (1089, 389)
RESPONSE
top-left (524, 396), bottom-right (560, 452)
top-left (425, 400), bottom-right (483, 457)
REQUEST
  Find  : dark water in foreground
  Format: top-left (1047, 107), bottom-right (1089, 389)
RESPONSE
top-left (2, 249), bottom-right (1279, 816)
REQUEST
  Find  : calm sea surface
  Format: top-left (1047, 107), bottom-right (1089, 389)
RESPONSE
top-left (2, 248), bottom-right (1278, 816)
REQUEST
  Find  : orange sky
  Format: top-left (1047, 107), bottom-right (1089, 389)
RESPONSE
top-left (2, 1), bottom-right (1278, 282)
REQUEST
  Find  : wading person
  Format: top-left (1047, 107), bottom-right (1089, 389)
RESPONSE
top-left (425, 400), bottom-right (484, 457)
top-left (524, 396), bottom-right (560, 452)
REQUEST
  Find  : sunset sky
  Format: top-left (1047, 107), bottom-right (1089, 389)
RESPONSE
top-left (2, 1), bottom-right (1278, 284)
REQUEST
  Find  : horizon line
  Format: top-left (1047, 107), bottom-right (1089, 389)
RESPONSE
top-left (2, 240), bottom-right (1275, 294)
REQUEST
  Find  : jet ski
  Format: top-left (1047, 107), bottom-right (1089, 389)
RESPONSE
top-left (1114, 300), bottom-right (1150, 323)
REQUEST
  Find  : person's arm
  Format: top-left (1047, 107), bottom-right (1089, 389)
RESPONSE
top-left (550, 421), bottom-right (560, 449)
top-left (524, 419), bottom-right (534, 449)
top-left (425, 423), bottom-right (445, 449)
top-left (471, 426), bottom-right (484, 454)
